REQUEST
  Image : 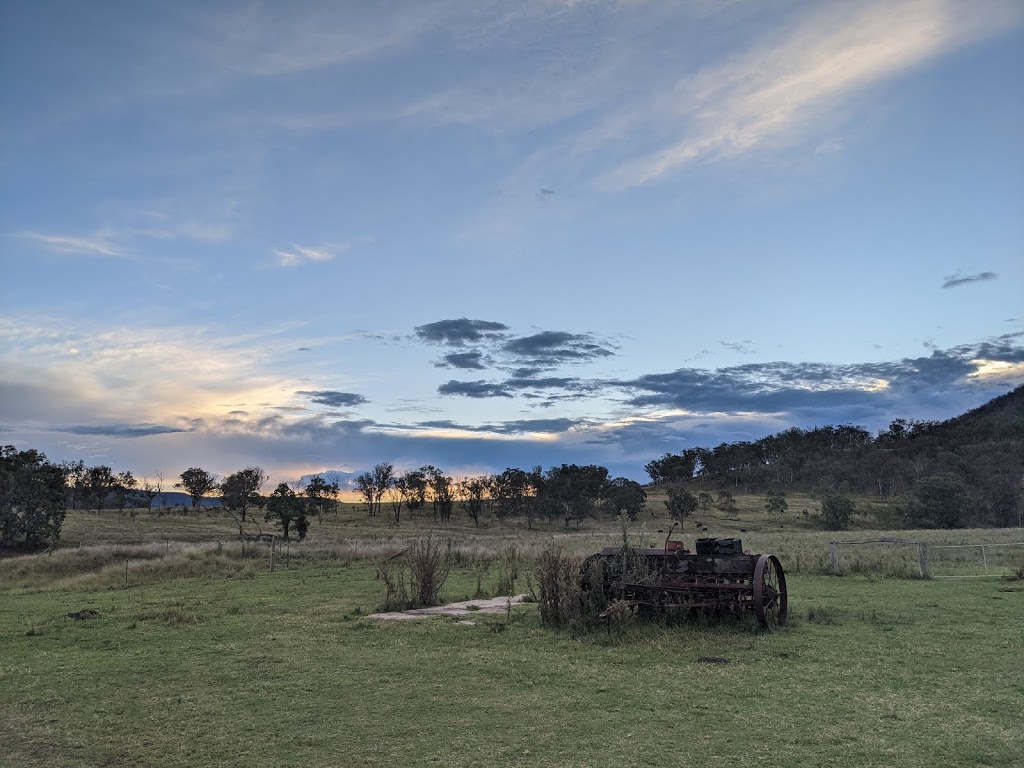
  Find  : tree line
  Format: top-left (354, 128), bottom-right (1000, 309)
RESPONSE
top-left (644, 385), bottom-right (1024, 529)
top-left (353, 463), bottom-right (646, 529)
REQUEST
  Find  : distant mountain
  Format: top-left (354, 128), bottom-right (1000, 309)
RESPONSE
top-left (148, 491), bottom-right (220, 508)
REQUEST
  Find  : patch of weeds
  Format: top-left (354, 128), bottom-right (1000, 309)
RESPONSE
top-left (25, 625), bottom-right (46, 637)
top-left (139, 607), bottom-right (205, 626)
top-left (466, 604), bottom-right (481, 612)
top-left (805, 606), bottom-right (838, 625)
top-left (225, 604), bottom-right (242, 615)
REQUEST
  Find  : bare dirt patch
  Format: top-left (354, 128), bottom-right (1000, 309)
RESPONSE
top-left (369, 595), bottom-right (527, 621)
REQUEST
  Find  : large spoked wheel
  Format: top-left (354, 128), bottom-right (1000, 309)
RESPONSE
top-left (753, 554), bottom-right (788, 629)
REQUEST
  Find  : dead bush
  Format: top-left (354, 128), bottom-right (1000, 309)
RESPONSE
top-left (535, 545), bottom-right (582, 627)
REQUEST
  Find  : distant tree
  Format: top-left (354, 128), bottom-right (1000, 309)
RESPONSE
top-left (423, 467), bottom-right (454, 523)
top-left (354, 472), bottom-right (375, 515)
top-left (698, 491), bottom-right (713, 511)
top-left (822, 495), bottom-right (855, 531)
top-left (177, 468), bottom-right (218, 512)
top-left (764, 491), bottom-right (788, 518)
top-left (1, 446), bottom-right (68, 549)
top-left (544, 464), bottom-right (609, 529)
top-left (715, 489), bottom-right (737, 517)
top-left (138, 474), bottom-right (162, 515)
top-left (372, 463), bottom-right (394, 517)
top-left (304, 474), bottom-right (340, 519)
top-left (265, 483), bottom-right (309, 540)
top-left (908, 474), bottom-right (969, 529)
top-left (220, 467), bottom-right (267, 524)
top-left (61, 460), bottom-right (88, 510)
top-left (85, 465), bottom-right (116, 513)
top-left (459, 476), bottom-right (490, 527)
top-left (664, 487), bottom-right (698, 526)
top-left (491, 468), bottom-right (531, 520)
top-left (606, 477), bottom-right (647, 521)
top-left (113, 471), bottom-right (137, 516)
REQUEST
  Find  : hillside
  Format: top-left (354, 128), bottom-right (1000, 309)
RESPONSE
top-left (645, 384), bottom-right (1024, 528)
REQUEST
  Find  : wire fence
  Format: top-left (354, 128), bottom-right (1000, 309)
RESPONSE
top-left (928, 542), bottom-right (1024, 578)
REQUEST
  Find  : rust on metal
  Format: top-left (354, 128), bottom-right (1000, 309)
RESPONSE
top-left (582, 536), bottom-right (788, 629)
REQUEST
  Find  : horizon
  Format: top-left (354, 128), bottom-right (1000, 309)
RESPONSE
top-left (2, 1), bottom-right (1023, 485)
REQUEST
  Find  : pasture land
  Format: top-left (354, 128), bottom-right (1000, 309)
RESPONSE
top-left (1, 504), bottom-right (1022, 767)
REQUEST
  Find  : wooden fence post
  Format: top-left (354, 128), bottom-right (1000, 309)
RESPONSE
top-left (828, 542), bottom-right (840, 574)
top-left (918, 543), bottom-right (929, 578)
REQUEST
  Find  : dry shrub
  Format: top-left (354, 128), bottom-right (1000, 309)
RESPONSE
top-left (408, 534), bottom-right (451, 607)
top-left (535, 545), bottom-right (582, 627)
top-left (377, 534), bottom-right (452, 610)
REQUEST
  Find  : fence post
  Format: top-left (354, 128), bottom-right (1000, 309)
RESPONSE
top-left (270, 537), bottom-right (275, 573)
top-left (828, 542), bottom-right (839, 574)
top-left (918, 542), bottom-right (929, 578)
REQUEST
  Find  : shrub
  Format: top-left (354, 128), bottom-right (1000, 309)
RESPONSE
top-left (535, 545), bottom-right (582, 627)
top-left (822, 495), bottom-right (855, 530)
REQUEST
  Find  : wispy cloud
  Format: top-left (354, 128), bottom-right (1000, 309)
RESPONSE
top-left (942, 271), bottom-right (999, 289)
top-left (18, 231), bottom-right (125, 258)
top-left (274, 243), bottom-right (348, 267)
top-left (603, 0), bottom-right (1019, 187)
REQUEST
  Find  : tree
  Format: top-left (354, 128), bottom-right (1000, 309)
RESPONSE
top-left (698, 491), bottom-right (713, 511)
top-left (822, 495), bottom-right (855, 531)
top-left (764, 491), bottom-right (788, 518)
top-left (138, 474), bottom-right (162, 515)
top-left (113, 470), bottom-right (137, 516)
top-left (664, 487), bottom-right (698, 525)
top-left (354, 472), bottom-right (375, 515)
top-left (543, 464), bottom-right (609, 529)
top-left (606, 477), bottom-right (647, 521)
top-left (459, 476), bottom-right (490, 527)
top-left (265, 483), bottom-right (309, 540)
top-left (220, 467), bottom-right (267, 524)
top-left (1, 446), bottom-right (68, 550)
top-left (85, 465), bottom-right (116, 513)
top-left (177, 468), bottom-right (217, 512)
top-left (908, 474), bottom-right (969, 529)
top-left (304, 474), bottom-right (340, 519)
top-left (372, 463), bottom-right (394, 517)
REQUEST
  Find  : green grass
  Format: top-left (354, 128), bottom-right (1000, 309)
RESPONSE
top-left (2, 504), bottom-right (1022, 766)
top-left (2, 556), bottom-right (1023, 766)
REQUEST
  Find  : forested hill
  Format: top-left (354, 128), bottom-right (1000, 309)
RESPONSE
top-left (645, 385), bottom-right (1024, 528)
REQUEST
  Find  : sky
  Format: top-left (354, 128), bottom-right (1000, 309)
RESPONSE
top-left (1, 0), bottom-right (1023, 490)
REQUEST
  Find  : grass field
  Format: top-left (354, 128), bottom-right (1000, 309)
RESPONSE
top-left (1, 503), bottom-right (1022, 767)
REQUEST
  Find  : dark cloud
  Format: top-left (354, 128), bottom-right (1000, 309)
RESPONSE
top-left (437, 380), bottom-right (513, 398)
top-left (297, 347), bottom-right (311, 351)
top-left (502, 331), bottom-right (614, 366)
top-left (615, 340), bottom-right (1024, 417)
top-left (54, 424), bottom-right (193, 438)
top-left (437, 351), bottom-right (486, 370)
top-left (942, 271), bottom-right (998, 289)
top-left (417, 417), bottom-right (589, 435)
top-left (414, 318), bottom-right (509, 345)
top-left (297, 390), bottom-right (369, 407)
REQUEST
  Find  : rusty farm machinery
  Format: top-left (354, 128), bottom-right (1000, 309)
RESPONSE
top-left (581, 531), bottom-right (788, 629)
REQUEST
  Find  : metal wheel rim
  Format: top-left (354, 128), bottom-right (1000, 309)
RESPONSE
top-left (753, 554), bottom-right (788, 629)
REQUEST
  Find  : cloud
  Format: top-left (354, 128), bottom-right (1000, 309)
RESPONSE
top-left (18, 231), bottom-right (124, 258)
top-left (297, 390), bottom-right (369, 407)
top-left (414, 318), bottom-right (510, 346)
top-left (274, 243), bottom-right (348, 267)
top-left (942, 271), bottom-right (999, 289)
top-left (437, 351), bottom-right (487, 370)
top-left (720, 340), bottom-right (756, 355)
top-left (501, 331), bottom-right (615, 367)
top-left (53, 423), bottom-right (194, 438)
top-left (416, 417), bottom-right (590, 435)
top-left (602, 0), bottom-right (1020, 187)
top-left (437, 380), bottom-right (513, 399)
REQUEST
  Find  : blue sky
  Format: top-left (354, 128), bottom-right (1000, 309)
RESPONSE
top-left (2, 0), bottom-right (1022, 488)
